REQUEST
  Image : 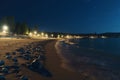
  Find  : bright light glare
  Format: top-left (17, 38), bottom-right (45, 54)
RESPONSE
top-left (57, 35), bottom-right (60, 38)
top-left (101, 36), bottom-right (107, 38)
top-left (90, 36), bottom-right (96, 39)
top-left (51, 34), bottom-right (54, 37)
top-left (41, 32), bottom-right (44, 36)
top-left (37, 34), bottom-right (40, 36)
top-left (45, 34), bottom-right (48, 38)
top-left (61, 35), bottom-right (64, 38)
top-left (34, 31), bottom-right (37, 34)
top-left (29, 32), bottom-right (32, 36)
top-left (45, 34), bottom-right (48, 37)
top-left (3, 25), bottom-right (8, 31)
top-left (66, 35), bottom-right (70, 38)
top-left (3, 30), bottom-right (6, 33)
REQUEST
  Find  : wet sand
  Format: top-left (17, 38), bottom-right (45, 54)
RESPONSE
top-left (44, 40), bottom-right (81, 80)
top-left (20, 40), bottom-right (82, 80)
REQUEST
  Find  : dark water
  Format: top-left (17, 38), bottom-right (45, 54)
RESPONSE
top-left (55, 38), bottom-right (120, 80)
top-left (76, 38), bottom-right (120, 56)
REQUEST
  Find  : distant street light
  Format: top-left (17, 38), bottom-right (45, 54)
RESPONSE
top-left (61, 35), bottom-right (64, 38)
top-left (41, 32), bottom-right (44, 36)
top-left (37, 34), bottom-right (40, 37)
top-left (66, 35), bottom-right (70, 38)
top-left (3, 25), bottom-right (8, 31)
top-left (34, 31), bottom-right (37, 35)
top-left (2, 25), bottom-right (8, 34)
top-left (57, 35), bottom-right (60, 38)
top-left (45, 34), bottom-right (48, 38)
top-left (51, 34), bottom-right (54, 37)
top-left (29, 32), bottom-right (32, 36)
top-left (3, 30), bottom-right (6, 33)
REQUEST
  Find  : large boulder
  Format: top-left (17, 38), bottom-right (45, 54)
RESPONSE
top-left (27, 59), bottom-right (52, 77)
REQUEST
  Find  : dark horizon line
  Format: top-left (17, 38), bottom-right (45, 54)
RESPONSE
top-left (43, 31), bottom-right (120, 35)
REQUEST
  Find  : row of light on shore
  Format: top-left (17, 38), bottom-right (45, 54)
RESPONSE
top-left (28, 31), bottom-right (76, 39)
top-left (89, 36), bottom-right (107, 39)
top-left (0, 25), bottom-right (107, 39)
top-left (28, 31), bottom-right (107, 39)
top-left (29, 32), bottom-right (49, 38)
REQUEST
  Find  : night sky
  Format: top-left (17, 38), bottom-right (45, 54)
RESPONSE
top-left (0, 0), bottom-right (120, 33)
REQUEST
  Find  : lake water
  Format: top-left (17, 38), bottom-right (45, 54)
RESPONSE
top-left (55, 38), bottom-right (120, 80)
top-left (75, 38), bottom-right (120, 56)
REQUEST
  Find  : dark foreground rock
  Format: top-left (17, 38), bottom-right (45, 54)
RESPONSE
top-left (27, 59), bottom-right (52, 77)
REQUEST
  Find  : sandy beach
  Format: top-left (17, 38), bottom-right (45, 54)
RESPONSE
top-left (0, 39), bottom-right (82, 80)
top-left (0, 38), bottom-right (120, 80)
top-left (44, 40), bottom-right (81, 80)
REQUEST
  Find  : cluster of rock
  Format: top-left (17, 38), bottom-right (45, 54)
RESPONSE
top-left (0, 41), bottom-right (51, 80)
top-left (0, 59), bottom-right (24, 80)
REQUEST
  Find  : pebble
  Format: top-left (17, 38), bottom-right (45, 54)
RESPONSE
top-left (26, 51), bottom-right (31, 54)
top-left (4, 66), bottom-right (11, 70)
top-left (31, 59), bottom-right (43, 69)
top-left (11, 65), bottom-right (20, 71)
top-left (0, 60), bottom-right (5, 66)
top-left (12, 57), bottom-right (18, 62)
top-left (16, 48), bottom-right (25, 54)
top-left (0, 75), bottom-right (6, 80)
top-left (0, 42), bottom-right (48, 79)
top-left (38, 55), bottom-right (46, 60)
top-left (12, 52), bottom-right (16, 55)
top-left (13, 62), bottom-right (19, 65)
top-left (5, 55), bottom-right (12, 59)
top-left (1, 67), bottom-right (8, 74)
top-left (20, 76), bottom-right (29, 80)
top-left (5, 53), bottom-right (10, 55)
top-left (23, 54), bottom-right (31, 60)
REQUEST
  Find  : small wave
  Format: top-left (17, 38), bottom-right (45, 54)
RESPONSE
top-left (55, 39), bottom-right (120, 80)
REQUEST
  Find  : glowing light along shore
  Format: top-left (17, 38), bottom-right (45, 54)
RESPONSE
top-left (101, 36), bottom-right (107, 38)
top-left (89, 36), bottom-right (98, 39)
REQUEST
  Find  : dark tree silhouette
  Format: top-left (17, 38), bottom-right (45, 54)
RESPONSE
top-left (15, 22), bottom-right (22, 34)
top-left (0, 16), bottom-right (15, 33)
top-left (33, 25), bottom-right (39, 32)
top-left (15, 22), bottom-right (29, 35)
top-left (21, 23), bottom-right (29, 34)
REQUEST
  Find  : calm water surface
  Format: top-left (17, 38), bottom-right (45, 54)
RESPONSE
top-left (55, 38), bottom-right (120, 79)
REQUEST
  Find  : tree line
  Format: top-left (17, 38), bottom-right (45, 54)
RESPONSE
top-left (0, 16), bottom-right (39, 35)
